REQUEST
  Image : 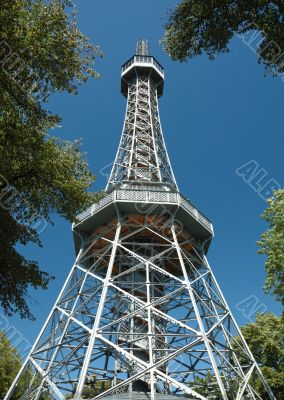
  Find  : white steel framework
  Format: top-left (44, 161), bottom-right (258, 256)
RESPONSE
top-left (5, 41), bottom-right (276, 400)
top-left (106, 42), bottom-right (177, 192)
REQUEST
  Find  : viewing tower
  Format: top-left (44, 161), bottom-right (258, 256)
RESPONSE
top-left (5, 40), bottom-right (275, 400)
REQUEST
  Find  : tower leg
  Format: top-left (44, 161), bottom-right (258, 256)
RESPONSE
top-left (5, 213), bottom-right (276, 400)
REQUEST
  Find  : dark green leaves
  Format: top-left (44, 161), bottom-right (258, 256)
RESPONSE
top-left (0, 0), bottom-right (102, 319)
top-left (258, 189), bottom-right (284, 305)
top-left (163, 0), bottom-right (284, 77)
top-left (237, 313), bottom-right (284, 399)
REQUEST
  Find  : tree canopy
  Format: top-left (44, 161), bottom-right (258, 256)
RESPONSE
top-left (257, 189), bottom-right (284, 305)
top-left (0, 331), bottom-right (22, 399)
top-left (163, 0), bottom-right (284, 78)
top-left (236, 313), bottom-right (284, 399)
top-left (188, 313), bottom-right (283, 399)
top-left (0, 0), bottom-right (102, 319)
top-left (0, 330), bottom-right (53, 399)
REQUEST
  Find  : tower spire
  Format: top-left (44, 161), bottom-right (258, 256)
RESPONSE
top-left (106, 40), bottom-right (178, 192)
top-left (136, 39), bottom-right (150, 56)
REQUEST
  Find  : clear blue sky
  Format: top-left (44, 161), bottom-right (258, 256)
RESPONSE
top-left (5, 0), bottom-right (283, 355)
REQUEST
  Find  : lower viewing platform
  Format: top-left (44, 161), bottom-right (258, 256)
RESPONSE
top-left (73, 188), bottom-right (214, 254)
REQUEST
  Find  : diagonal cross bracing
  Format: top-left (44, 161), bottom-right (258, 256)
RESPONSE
top-left (5, 42), bottom-right (276, 400)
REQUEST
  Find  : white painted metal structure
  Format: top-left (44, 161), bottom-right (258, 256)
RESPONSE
top-left (106, 40), bottom-right (177, 193)
top-left (5, 40), bottom-right (276, 400)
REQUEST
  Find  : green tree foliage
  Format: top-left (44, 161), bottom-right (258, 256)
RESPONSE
top-left (65, 377), bottom-right (111, 399)
top-left (0, 331), bottom-right (22, 399)
top-left (163, 0), bottom-right (284, 77)
top-left (235, 313), bottom-right (284, 400)
top-left (187, 372), bottom-right (221, 399)
top-left (187, 314), bottom-right (283, 399)
top-left (188, 372), bottom-right (240, 399)
top-left (0, 0), bottom-right (102, 319)
top-left (257, 189), bottom-right (284, 305)
top-left (0, 331), bottom-right (52, 399)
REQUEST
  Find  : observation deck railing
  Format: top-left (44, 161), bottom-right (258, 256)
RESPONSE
top-left (121, 55), bottom-right (164, 76)
top-left (74, 189), bottom-right (213, 235)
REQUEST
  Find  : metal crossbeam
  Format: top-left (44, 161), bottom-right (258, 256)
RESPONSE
top-left (106, 73), bottom-right (177, 191)
top-left (5, 42), bottom-right (276, 400)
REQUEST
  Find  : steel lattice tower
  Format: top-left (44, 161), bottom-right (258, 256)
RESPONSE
top-left (6, 40), bottom-right (276, 400)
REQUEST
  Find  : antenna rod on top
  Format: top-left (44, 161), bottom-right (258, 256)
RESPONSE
top-left (136, 39), bottom-right (150, 56)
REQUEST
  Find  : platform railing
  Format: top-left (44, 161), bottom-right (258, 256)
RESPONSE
top-left (121, 55), bottom-right (164, 76)
top-left (75, 189), bottom-right (213, 234)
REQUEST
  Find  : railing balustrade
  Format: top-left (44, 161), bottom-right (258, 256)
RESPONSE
top-left (121, 56), bottom-right (164, 76)
top-left (75, 189), bottom-right (213, 234)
